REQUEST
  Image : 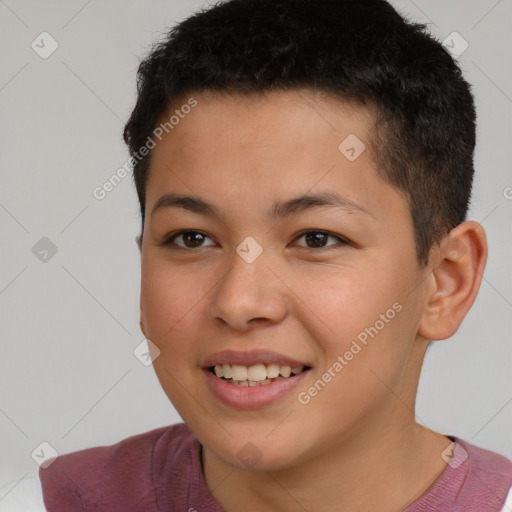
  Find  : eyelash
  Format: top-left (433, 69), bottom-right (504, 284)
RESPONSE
top-left (159, 229), bottom-right (351, 251)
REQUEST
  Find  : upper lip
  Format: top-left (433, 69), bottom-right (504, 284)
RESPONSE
top-left (202, 349), bottom-right (310, 369)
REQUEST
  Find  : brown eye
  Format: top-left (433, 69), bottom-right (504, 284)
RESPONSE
top-left (162, 231), bottom-right (216, 249)
top-left (295, 230), bottom-right (348, 249)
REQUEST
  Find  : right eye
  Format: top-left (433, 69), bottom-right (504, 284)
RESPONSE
top-left (159, 230), bottom-right (217, 250)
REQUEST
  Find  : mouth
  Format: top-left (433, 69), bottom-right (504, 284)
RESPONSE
top-left (209, 363), bottom-right (311, 386)
top-left (202, 349), bottom-right (313, 409)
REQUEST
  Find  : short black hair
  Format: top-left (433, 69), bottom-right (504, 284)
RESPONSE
top-left (123, 0), bottom-right (476, 266)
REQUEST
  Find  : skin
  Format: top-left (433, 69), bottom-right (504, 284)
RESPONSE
top-left (138, 89), bottom-right (487, 512)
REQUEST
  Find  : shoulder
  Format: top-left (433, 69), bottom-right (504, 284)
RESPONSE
top-left (455, 437), bottom-right (512, 477)
top-left (454, 437), bottom-right (512, 511)
top-left (39, 422), bottom-right (194, 510)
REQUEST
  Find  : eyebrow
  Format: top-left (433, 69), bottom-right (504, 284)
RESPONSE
top-left (151, 191), bottom-right (373, 220)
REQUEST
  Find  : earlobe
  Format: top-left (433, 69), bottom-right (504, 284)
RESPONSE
top-left (139, 296), bottom-right (147, 337)
top-left (418, 221), bottom-right (488, 341)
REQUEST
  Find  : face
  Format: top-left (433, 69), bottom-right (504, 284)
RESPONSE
top-left (139, 89), bottom-right (431, 471)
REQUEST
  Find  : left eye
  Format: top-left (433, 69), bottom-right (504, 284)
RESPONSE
top-left (293, 230), bottom-right (348, 249)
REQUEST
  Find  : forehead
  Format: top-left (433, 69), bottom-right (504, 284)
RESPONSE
top-left (153, 89), bottom-right (376, 162)
top-left (145, 89), bottom-right (407, 223)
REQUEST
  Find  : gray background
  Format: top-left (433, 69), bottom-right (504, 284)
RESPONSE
top-left (0, 0), bottom-right (511, 486)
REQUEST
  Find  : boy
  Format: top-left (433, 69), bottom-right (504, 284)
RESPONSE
top-left (37, 0), bottom-right (512, 510)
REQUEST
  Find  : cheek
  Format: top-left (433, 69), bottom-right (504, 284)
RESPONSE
top-left (302, 267), bottom-right (414, 389)
top-left (140, 260), bottom-right (207, 353)
top-left (296, 266), bottom-right (398, 348)
top-left (140, 262), bottom-right (209, 411)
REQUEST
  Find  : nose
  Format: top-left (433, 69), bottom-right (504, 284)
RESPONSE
top-left (208, 245), bottom-right (289, 332)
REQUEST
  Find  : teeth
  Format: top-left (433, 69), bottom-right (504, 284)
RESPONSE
top-left (230, 365), bottom-right (247, 381)
top-left (212, 363), bottom-right (306, 382)
top-left (222, 364), bottom-right (231, 379)
top-left (231, 378), bottom-right (273, 386)
top-left (279, 366), bottom-right (291, 378)
top-left (266, 364), bottom-right (280, 378)
top-left (247, 364), bottom-right (267, 381)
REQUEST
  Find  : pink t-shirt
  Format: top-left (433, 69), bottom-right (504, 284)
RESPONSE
top-left (39, 422), bottom-right (512, 511)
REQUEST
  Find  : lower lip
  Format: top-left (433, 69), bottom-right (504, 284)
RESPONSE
top-left (204, 368), bottom-right (311, 410)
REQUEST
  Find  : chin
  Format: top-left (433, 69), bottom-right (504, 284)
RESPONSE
top-left (201, 429), bottom-right (313, 473)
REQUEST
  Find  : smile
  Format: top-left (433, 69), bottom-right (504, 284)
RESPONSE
top-left (210, 363), bottom-right (308, 386)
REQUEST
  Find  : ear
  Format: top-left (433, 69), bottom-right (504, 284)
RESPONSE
top-left (139, 294), bottom-right (147, 338)
top-left (136, 234), bottom-right (146, 336)
top-left (418, 221), bottom-right (488, 341)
